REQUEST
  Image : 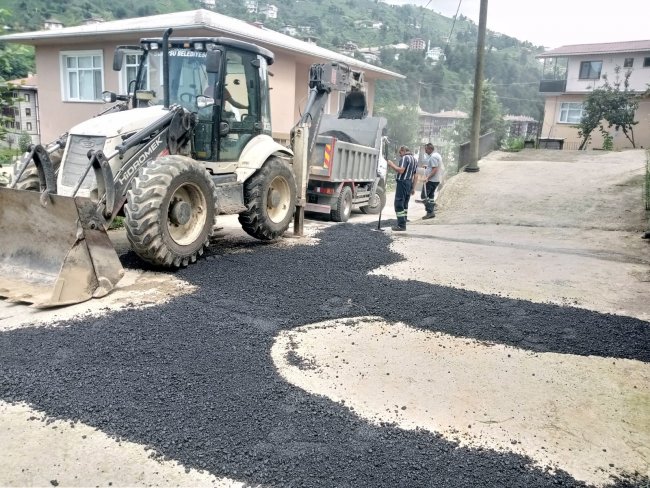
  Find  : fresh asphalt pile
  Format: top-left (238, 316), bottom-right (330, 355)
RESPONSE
top-left (1, 221), bottom-right (648, 487)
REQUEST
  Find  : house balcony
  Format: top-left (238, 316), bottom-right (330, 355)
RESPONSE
top-left (539, 79), bottom-right (567, 93)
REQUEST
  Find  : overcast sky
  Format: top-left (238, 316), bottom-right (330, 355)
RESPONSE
top-left (384, 0), bottom-right (649, 48)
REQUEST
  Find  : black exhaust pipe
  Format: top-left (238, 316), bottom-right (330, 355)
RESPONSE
top-left (162, 28), bottom-right (173, 109)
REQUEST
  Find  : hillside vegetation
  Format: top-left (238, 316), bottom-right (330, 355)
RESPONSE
top-left (2, 0), bottom-right (545, 118)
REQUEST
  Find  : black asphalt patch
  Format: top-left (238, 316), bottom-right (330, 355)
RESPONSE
top-left (1, 222), bottom-right (648, 487)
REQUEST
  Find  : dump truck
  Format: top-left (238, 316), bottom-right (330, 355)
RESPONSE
top-left (306, 115), bottom-right (387, 222)
top-left (0, 30), bottom-right (385, 308)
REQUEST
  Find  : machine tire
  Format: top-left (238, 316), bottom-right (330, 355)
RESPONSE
top-left (10, 148), bottom-right (62, 191)
top-left (331, 185), bottom-right (353, 222)
top-left (125, 155), bottom-right (217, 268)
top-left (239, 157), bottom-right (296, 241)
top-left (360, 185), bottom-right (386, 215)
top-left (10, 159), bottom-right (40, 191)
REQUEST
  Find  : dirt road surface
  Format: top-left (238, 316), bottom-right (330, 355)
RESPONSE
top-left (0, 149), bottom-right (648, 487)
top-left (376, 148), bottom-right (650, 319)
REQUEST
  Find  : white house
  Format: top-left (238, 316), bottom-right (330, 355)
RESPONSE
top-left (4, 74), bottom-right (40, 146)
top-left (537, 40), bottom-right (650, 150)
top-left (260, 4), bottom-right (278, 19)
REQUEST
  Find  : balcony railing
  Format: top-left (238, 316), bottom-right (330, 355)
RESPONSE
top-left (539, 79), bottom-right (567, 93)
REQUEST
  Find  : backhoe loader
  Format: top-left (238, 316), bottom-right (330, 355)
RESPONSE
top-left (0, 29), bottom-right (385, 308)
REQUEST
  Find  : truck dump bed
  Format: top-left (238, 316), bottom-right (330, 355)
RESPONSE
top-left (309, 115), bottom-right (386, 182)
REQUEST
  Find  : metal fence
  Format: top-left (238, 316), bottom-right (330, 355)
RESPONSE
top-left (562, 141), bottom-right (582, 150)
top-left (457, 131), bottom-right (497, 171)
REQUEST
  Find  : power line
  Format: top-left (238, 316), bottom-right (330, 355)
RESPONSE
top-left (445, 0), bottom-right (463, 48)
top-left (415, 83), bottom-right (543, 103)
top-left (418, 81), bottom-right (539, 88)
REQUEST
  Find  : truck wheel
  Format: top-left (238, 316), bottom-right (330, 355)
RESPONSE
top-left (239, 157), bottom-right (296, 241)
top-left (125, 155), bottom-right (217, 268)
top-left (360, 185), bottom-right (386, 215)
top-left (331, 185), bottom-right (353, 222)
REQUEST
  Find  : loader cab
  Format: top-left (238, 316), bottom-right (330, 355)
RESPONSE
top-left (123, 38), bottom-right (274, 163)
top-left (201, 46), bottom-right (273, 162)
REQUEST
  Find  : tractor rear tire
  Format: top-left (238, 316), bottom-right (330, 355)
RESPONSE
top-left (360, 185), bottom-right (386, 215)
top-left (239, 157), bottom-right (296, 240)
top-left (331, 185), bottom-right (353, 222)
top-left (125, 155), bottom-right (217, 268)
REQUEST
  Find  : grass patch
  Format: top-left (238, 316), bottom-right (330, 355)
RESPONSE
top-left (500, 137), bottom-right (525, 152)
top-left (109, 216), bottom-right (125, 230)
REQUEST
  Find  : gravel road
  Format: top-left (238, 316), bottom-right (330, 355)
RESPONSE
top-left (0, 152), bottom-right (650, 488)
top-left (1, 219), bottom-right (647, 487)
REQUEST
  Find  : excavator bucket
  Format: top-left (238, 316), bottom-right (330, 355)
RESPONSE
top-left (0, 188), bottom-right (124, 308)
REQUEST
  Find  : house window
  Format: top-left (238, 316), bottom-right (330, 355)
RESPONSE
top-left (15, 122), bottom-right (20, 130)
top-left (624, 58), bottom-right (634, 68)
top-left (542, 57), bottom-right (568, 80)
top-left (644, 57), bottom-right (650, 68)
top-left (26, 122), bottom-right (32, 131)
top-left (579, 60), bottom-right (602, 80)
top-left (25, 108), bottom-right (31, 117)
top-left (60, 50), bottom-right (104, 101)
top-left (559, 102), bottom-right (584, 123)
top-left (24, 93), bottom-right (30, 102)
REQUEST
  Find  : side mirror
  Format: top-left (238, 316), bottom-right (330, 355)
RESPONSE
top-left (206, 50), bottom-right (222, 74)
top-left (113, 48), bottom-right (125, 71)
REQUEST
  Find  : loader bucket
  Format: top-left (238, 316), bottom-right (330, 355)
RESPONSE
top-left (0, 187), bottom-right (125, 308)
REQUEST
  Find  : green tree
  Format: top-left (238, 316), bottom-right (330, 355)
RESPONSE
top-left (374, 100), bottom-right (419, 151)
top-left (0, 84), bottom-right (15, 141)
top-left (18, 131), bottom-right (32, 152)
top-left (0, 9), bottom-right (35, 81)
top-left (577, 93), bottom-right (605, 150)
top-left (454, 81), bottom-right (506, 145)
top-left (578, 67), bottom-right (639, 149)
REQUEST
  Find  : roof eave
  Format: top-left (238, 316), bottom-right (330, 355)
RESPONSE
top-left (0, 17), bottom-right (404, 80)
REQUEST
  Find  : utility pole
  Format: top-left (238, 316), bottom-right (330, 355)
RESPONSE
top-left (465, 0), bottom-right (488, 172)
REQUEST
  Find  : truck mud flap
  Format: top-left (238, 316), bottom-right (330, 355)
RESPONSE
top-left (0, 188), bottom-right (124, 308)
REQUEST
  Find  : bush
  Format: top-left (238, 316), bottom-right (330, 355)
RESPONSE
top-left (601, 130), bottom-right (614, 151)
top-left (0, 147), bottom-right (20, 165)
top-left (18, 132), bottom-right (32, 153)
top-left (500, 137), bottom-right (525, 152)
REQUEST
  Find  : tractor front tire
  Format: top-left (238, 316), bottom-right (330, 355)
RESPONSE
top-left (11, 158), bottom-right (40, 191)
top-left (10, 148), bottom-right (62, 191)
top-left (125, 155), bottom-right (217, 268)
top-left (239, 157), bottom-right (296, 240)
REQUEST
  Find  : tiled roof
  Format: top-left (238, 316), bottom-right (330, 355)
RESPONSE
top-left (538, 40), bottom-right (650, 57)
top-left (504, 114), bottom-right (536, 122)
top-left (0, 9), bottom-right (403, 80)
top-left (431, 110), bottom-right (468, 119)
